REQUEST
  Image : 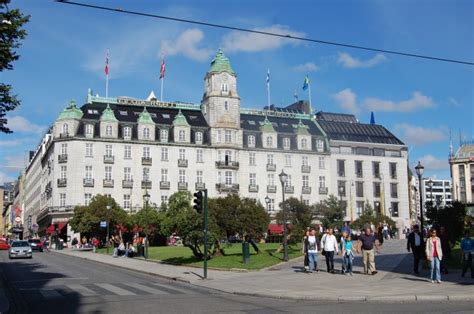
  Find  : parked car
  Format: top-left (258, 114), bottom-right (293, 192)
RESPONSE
top-left (0, 239), bottom-right (10, 250)
top-left (9, 240), bottom-right (32, 259)
top-left (28, 239), bottom-right (44, 252)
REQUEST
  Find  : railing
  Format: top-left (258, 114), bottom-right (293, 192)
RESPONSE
top-left (141, 180), bottom-right (152, 189)
top-left (178, 182), bottom-right (188, 190)
top-left (284, 186), bottom-right (295, 194)
top-left (266, 164), bottom-right (276, 171)
top-left (178, 159), bottom-right (188, 167)
top-left (58, 154), bottom-right (68, 163)
top-left (83, 178), bottom-right (94, 187)
top-left (319, 187), bottom-right (328, 195)
top-left (216, 183), bottom-right (239, 192)
top-left (103, 179), bottom-right (114, 188)
top-left (302, 186), bottom-right (312, 194)
top-left (215, 161), bottom-right (240, 169)
top-left (267, 185), bottom-right (277, 193)
top-left (38, 205), bottom-right (75, 221)
top-left (122, 180), bottom-right (133, 188)
top-left (103, 155), bottom-right (115, 164)
top-left (57, 178), bottom-right (67, 187)
top-left (301, 165), bottom-right (311, 173)
top-left (160, 181), bottom-right (170, 189)
top-left (195, 182), bottom-right (206, 190)
top-left (142, 157), bottom-right (152, 166)
top-left (248, 185), bottom-right (259, 192)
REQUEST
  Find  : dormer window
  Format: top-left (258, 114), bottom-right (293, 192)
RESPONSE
top-left (85, 124), bottom-right (93, 138)
top-left (178, 130), bottom-right (186, 142)
top-left (248, 135), bottom-right (256, 147)
top-left (317, 140), bottom-right (324, 151)
top-left (62, 123), bottom-right (69, 135)
top-left (105, 125), bottom-right (113, 136)
top-left (123, 126), bottom-right (131, 139)
top-left (283, 138), bottom-right (290, 150)
top-left (143, 127), bottom-right (150, 139)
top-left (224, 101), bottom-right (229, 111)
top-left (160, 129), bottom-right (168, 142)
top-left (266, 136), bottom-right (273, 147)
top-left (195, 131), bottom-right (203, 144)
top-left (301, 138), bottom-right (307, 149)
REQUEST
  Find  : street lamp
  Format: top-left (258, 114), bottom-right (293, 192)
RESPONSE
top-left (375, 201), bottom-right (380, 214)
top-left (265, 196), bottom-right (271, 213)
top-left (427, 178), bottom-right (434, 207)
top-left (415, 161), bottom-right (425, 234)
top-left (338, 185), bottom-right (345, 220)
top-left (278, 170), bottom-right (289, 262)
top-left (142, 190), bottom-right (151, 259)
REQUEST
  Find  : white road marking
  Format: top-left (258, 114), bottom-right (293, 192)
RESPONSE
top-left (124, 282), bottom-right (169, 295)
top-left (95, 283), bottom-right (136, 296)
top-left (12, 277), bottom-right (89, 284)
top-left (40, 289), bottom-right (62, 299)
top-left (151, 282), bottom-right (190, 294)
top-left (66, 284), bottom-right (97, 296)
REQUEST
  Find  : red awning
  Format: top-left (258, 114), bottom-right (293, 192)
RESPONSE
top-left (268, 224), bottom-right (283, 235)
top-left (46, 223), bottom-right (67, 235)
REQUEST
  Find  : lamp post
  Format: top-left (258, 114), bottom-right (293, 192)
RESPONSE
top-left (143, 190), bottom-right (150, 259)
top-left (427, 178), bottom-right (434, 207)
top-left (265, 196), bottom-right (271, 214)
top-left (338, 185), bottom-right (345, 219)
top-left (375, 201), bottom-right (380, 214)
top-left (278, 170), bottom-right (289, 262)
top-left (415, 161), bottom-right (425, 234)
top-left (106, 205), bottom-right (111, 254)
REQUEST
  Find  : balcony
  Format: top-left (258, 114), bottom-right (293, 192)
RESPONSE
top-left (267, 185), bottom-right (277, 193)
top-left (142, 157), bottom-right (152, 166)
top-left (215, 160), bottom-right (239, 170)
top-left (319, 187), bottom-right (328, 195)
top-left (122, 180), bottom-right (133, 188)
top-left (160, 181), bottom-right (170, 190)
top-left (266, 163), bottom-right (276, 172)
top-left (141, 180), bottom-right (152, 189)
top-left (178, 182), bottom-right (188, 190)
top-left (103, 155), bottom-right (115, 164)
top-left (57, 178), bottom-right (67, 188)
top-left (302, 186), bottom-right (312, 194)
top-left (58, 154), bottom-right (68, 163)
top-left (83, 178), bottom-right (94, 187)
top-left (178, 159), bottom-right (188, 167)
top-left (301, 165), bottom-right (311, 173)
top-left (248, 185), bottom-right (259, 193)
top-left (195, 182), bottom-right (206, 190)
top-left (103, 179), bottom-right (114, 188)
top-left (216, 183), bottom-right (239, 193)
top-left (338, 171), bottom-right (345, 177)
top-left (284, 186), bottom-right (295, 194)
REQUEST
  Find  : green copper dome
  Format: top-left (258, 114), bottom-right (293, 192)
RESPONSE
top-left (138, 107), bottom-right (154, 124)
top-left (260, 116), bottom-right (275, 133)
top-left (172, 110), bottom-right (190, 127)
top-left (294, 120), bottom-right (310, 135)
top-left (208, 49), bottom-right (235, 75)
top-left (100, 104), bottom-right (118, 122)
top-left (57, 100), bottom-right (83, 121)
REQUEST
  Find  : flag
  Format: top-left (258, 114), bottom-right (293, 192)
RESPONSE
top-left (294, 90), bottom-right (298, 101)
top-left (266, 69), bottom-right (270, 88)
top-left (302, 75), bottom-right (310, 90)
top-left (104, 50), bottom-right (109, 76)
top-left (159, 58), bottom-right (166, 79)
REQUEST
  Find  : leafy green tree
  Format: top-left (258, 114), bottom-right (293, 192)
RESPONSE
top-left (275, 197), bottom-right (312, 239)
top-left (130, 204), bottom-right (161, 242)
top-left (315, 194), bottom-right (345, 228)
top-left (0, 1), bottom-right (30, 133)
top-left (426, 201), bottom-right (466, 243)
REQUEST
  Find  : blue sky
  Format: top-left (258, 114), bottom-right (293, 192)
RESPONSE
top-left (1, 0), bottom-right (473, 184)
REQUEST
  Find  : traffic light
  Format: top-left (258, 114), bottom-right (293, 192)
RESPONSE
top-left (193, 191), bottom-right (203, 213)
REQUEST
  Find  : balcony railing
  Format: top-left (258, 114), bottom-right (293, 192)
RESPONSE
top-left (160, 181), bottom-right (170, 190)
top-left (266, 163), bottom-right (276, 172)
top-left (83, 178), bottom-right (94, 187)
top-left (319, 187), bottom-right (328, 195)
top-left (57, 178), bottom-right (67, 187)
top-left (178, 159), bottom-right (188, 167)
top-left (142, 157), bottom-right (152, 166)
top-left (103, 155), bottom-right (115, 164)
top-left (141, 180), bottom-right (152, 189)
top-left (195, 182), bottom-right (206, 190)
top-left (215, 160), bottom-right (240, 170)
top-left (284, 186), bottom-right (295, 194)
top-left (248, 185), bottom-right (259, 193)
top-left (302, 186), bottom-right (312, 194)
top-left (103, 179), bottom-right (114, 188)
top-left (178, 182), bottom-right (188, 190)
top-left (267, 185), bottom-right (277, 193)
top-left (58, 154), bottom-right (68, 163)
top-left (301, 165), bottom-right (311, 173)
top-left (122, 180), bottom-right (133, 188)
top-left (216, 183), bottom-right (239, 193)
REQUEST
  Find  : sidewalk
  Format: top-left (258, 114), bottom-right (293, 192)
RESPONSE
top-left (53, 240), bottom-right (474, 303)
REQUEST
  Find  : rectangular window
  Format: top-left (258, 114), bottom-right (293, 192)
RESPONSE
top-left (249, 173), bottom-right (257, 186)
top-left (225, 130), bottom-right (232, 143)
top-left (285, 175), bottom-right (292, 188)
top-left (268, 198), bottom-right (275, 212)
top-left (123, 195), bottom-right (131, 209)
top-left (160, 129), bottom-right (168, 142)
top-left (225, 171), bottom-right (232, 184)
top-left (124, 167), bottom-right (131, 181)
top-left (179, 169), bottom-right (186, 183)
top-left (85, 165), bottom-right (92, 179)
top-left (161, 147), bottom-right (168, 161)
top-left (249, 152), bottom-right (256, 166)
top-left (196, 170), bottom-right (203, 184)
top-left (390, 183), bottom-right (398, 198)
top-left (60, 166), bottom-right (67, 179)
top-left (356, 181), bottom-right (364, 197)
top-left (179, 149), bottom-right (186, 160)
top-left (390, 162), bottom-right (397, 179)
top-left (302, 156), bottom-right (308, 166)
top-left (319, 176), bottom-right (326, 188)
top-left (302, 175), bottom-right (309, 188)
top-left (124, 145), bottom-right (131, 159)
top-left (337, 159), bottom-right (345, 177)
top-left (59, 193), bottom-right (66, 207)
top-left (391, 202), bottom-right (399, 217)
top-left (143, 146), bottom-right (150, 158)
top-left (84, 193), bottom-right (92, 206)
top-left (268, 173), bottom-right (275, 186)
top-left (318, 156), bottom-right (325, 169)
top-left (61, 143), bottom-right (67, 155)
top-left (161, 195), bottom-right (168, 204)
top-left (161, 169), bottom-right (168, 182)
top-left (143, 168), bottom-right (150, 181)
top-left (338, 180), bottom-right (346, 196)
top-left (373, 161), bottom-right (381, 178)
top-left (104, 166), bottom-right (112, 180)
top-left (217, 130), bottom-right (222, 143)
top-left (267, 154), bottom-right (274, 165)
top-left (105, 144), bottom-right (113, 157)
top-left (85, 143), bottom-right (93, 157)
top-left (356, 201), bottom-right (364, 217)
top-left (373, 182), bottom-right (381, 197)
top-left (355, 160), bottom-right (363, 178)
top-left (285, 155), bottom-right (292, 167)
top-left (123, 127), bottom-right (131, 139)
top-left (196, 149), bottom-right (203, 163)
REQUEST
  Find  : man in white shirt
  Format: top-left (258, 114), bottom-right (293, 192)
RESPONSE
top-left (321, 228), bottom-right (339, 273)
top-left (407, 225), bottom-right (423, 275)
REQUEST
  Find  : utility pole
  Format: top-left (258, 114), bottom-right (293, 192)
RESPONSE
top-left (203, 189), bottom-right (208, 279)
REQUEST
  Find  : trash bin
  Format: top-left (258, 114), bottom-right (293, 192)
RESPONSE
top-left (138, 245), bottom-right (144, 257)
top-left (242, 241), bottom-right (250, 264)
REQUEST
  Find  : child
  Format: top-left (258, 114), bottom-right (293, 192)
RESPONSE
top-left (343, 234), bottom-right (354, 276)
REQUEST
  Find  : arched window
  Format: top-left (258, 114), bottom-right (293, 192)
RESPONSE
top-left (85, 124), bottom-right (93, 137)
top-left (248, 135), bottom-right (255, 147)
top-left (224, 101), bottom-right (229, 111)
top-left (266, 136), bottom-right (273, 147)
top-left (143, 127), bottom-right (150, 139)
top-left (105, 125), bottom-right (113, 136)
top-left (179, 130), bottom-right (186, 141)
top-left (301, 138), bottom-right (307, 149)
top-left (62, 123), bottom-right (69, 135)
top-left (160, 129), bottom-right (168, 142)
top-left (195, 132), bottom-right (203, 143)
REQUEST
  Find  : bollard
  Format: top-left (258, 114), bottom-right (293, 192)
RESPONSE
top-left (242, 241), bottom-right (250, 264)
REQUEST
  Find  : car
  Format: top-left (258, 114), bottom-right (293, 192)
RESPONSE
top-left (9, 240), bottom-right (32, 259)
top-left (0, 239), bottom-right (10, 250)
top-left (28, 239), bottom-right (44, 252)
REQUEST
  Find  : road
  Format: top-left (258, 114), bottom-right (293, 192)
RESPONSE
top-left (0, 250), bottom-right (473, 314)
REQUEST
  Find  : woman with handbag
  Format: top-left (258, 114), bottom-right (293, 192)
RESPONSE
top-left (425, 228), bottom-right (443, 283)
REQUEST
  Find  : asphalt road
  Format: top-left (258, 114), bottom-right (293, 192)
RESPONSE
top-left (0, 250), bottom-right (473, 314)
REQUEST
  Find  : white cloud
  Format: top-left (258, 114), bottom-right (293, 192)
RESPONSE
top-left (5, 154), bottom-right (27, 169)
top-left (448, 97), bottom-right (461, 107)
top-left (0, 171), bottom-right (15, 186)
top-left (333, 88), bottom-right (360, 115)
top-left (415, 155), bottom-right (449, 171)
top-left (160, 28), bottom-right (213, 62)
top-left (222, 24), bottom-right (304, 53)
top-left (293, 62), bottom-right (319, 73)
top-left (5, 116), bottom-right (46, 134)
top-left (337, 52), bottom-right (387, 69)
top-left (364, 92), bottom-right (434, 112)
top-left (394, 123), bottom-right (447, 145)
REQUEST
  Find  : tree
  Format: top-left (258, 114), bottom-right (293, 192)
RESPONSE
top-left (275, 197), bottom-right (312, 239)
top-left (315, 194), bottom-right (345, 228)
top-left (130, 204), bottom-right (161, 243)
top-left (351, 201), bottom-right (397, 233)
top-left (69, 195), bottom-right (129, 237)
top-left (0, 1), bottom-right (30, 133)
top-left (426, 201), bottom-right (466, 243)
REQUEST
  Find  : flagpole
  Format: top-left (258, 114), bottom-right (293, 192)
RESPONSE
top-left (106, 74), bottom-right (109, 99)
top-left (160, 75), bottom-right (164, 101)
top-left (267, 69), bottom-right (271, 107)
top-left (308, 80), bottom-right (312, 114)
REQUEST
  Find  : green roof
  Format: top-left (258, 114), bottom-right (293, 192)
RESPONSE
top-left (138, 107), bottom-right (154, 124)
top-left (294, 120), bottom-right (310, 135)
top-left (100, 104), bottom-right (118, 122)
top-left (172, 110), bottom-right (190, 127)
top-left (208, 49), bottom-right (235, 75)
top-left (57, 100), bottom-right (83, 121)
top-left (260, 117), bottom-right (275, 133)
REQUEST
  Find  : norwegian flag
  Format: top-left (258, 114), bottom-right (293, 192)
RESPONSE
top-left (159, 58), bottom-right (165, 79)
top-left (104, 50), bottom-right (109, 76)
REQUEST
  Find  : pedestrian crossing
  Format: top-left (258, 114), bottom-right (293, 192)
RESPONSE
top-left (19, 281), bottom-right (198, 300)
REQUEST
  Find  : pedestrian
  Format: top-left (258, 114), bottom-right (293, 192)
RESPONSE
top-left (407, 224), bottom-right (423, 275)
top-left (306, 229), bottom-right (320, 273)
top-left (112, 235), bottom-right (120, 257)
top-left (341, 222), bottom-right (351, 235)
top-left (72, 237), bottom-right (78, 248)
top-left (439, 226), bottom-right (452, 274)
top-left (383, 221), bottom-right (389, 240)
top-left (358, 227), bottom-right (379, 275)
top-left (125, 242), bottom-right (136, 258)
top-left (92, 237), bottom-right (99, 253)
top-left (321, 228), bottom-right (339, 273)
top-left (302, 229), bottom-right (310, 272)
top-left (369, 221), bottom-right (375, 233)
top-left (425, 228), bottom-right (443, 283)
top-left (376, 222), bottom-right (384, 245)
top-left (81, 236), bottom-right (87, 248)
top-left (460, 230), bottom-right (473, 278)
top-left (342, 233), bottom-right (354, 276)
top-left (340, 231), bottom-right (348, 273)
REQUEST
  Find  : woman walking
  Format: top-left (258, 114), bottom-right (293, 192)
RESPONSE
top-left (321, 228), bottom-right (339, 273)
top-left (425, 228), bottom-right (443, 283)
top-left (342, 234), bottom-right (354, 276)
top-left (302, 229), bottom-right (310, 272)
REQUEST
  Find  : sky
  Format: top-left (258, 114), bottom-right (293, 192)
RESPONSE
top-left (1, 0), bottom-right (473, 184)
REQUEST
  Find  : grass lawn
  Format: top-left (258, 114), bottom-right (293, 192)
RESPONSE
top-left (98, 242), bottom-right (302, 270)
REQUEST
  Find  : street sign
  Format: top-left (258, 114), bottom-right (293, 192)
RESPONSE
top-left (100, 221), bottom-right (107, 228)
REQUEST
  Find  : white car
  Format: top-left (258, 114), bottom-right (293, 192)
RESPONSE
top-left (9, 240), bottom-right (33, 259)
